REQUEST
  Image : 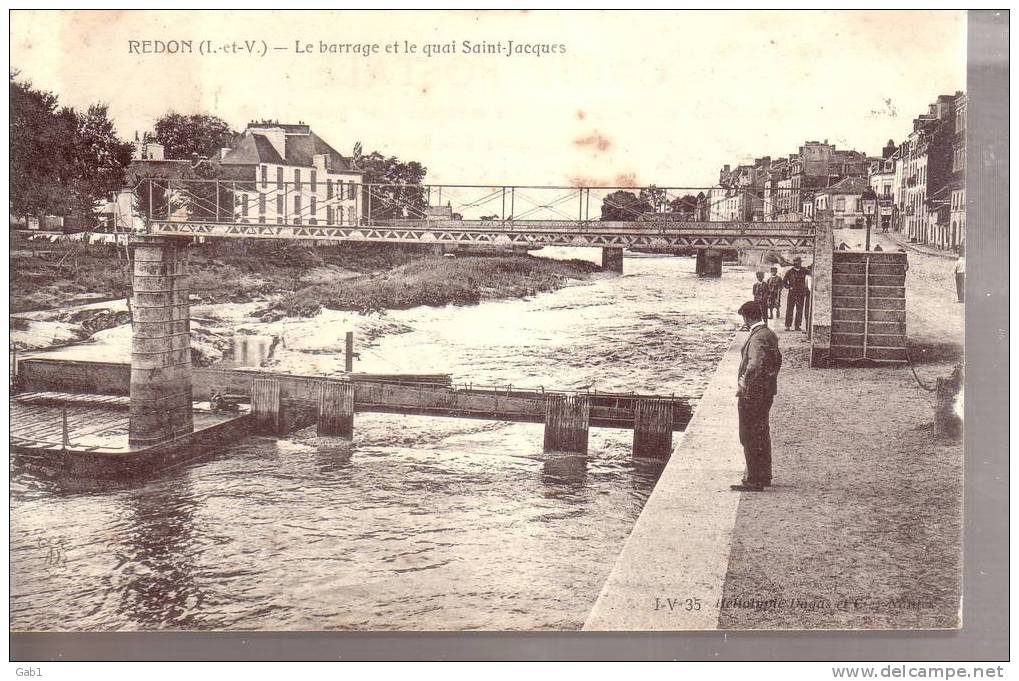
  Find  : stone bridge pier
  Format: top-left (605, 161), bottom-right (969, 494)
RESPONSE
top-left (129, 237), bottom-right (194, 446)
top-left (601, 247), bottom-right (624, 273)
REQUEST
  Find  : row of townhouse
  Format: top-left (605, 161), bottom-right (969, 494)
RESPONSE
top-left (704, 91), bottom-right (966, 254)
top-left (883, 92), bottom-right (966, 251)
top-left (707, 140), bottom-right (874, 223)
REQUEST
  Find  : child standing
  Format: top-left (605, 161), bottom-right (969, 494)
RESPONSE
top-left (752, 271), bottom-right (770, 326)
top-left (766, 265), bottom-right (783, 319)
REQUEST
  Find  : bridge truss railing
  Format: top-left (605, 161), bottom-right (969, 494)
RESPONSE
top-left (130, 178), bottom-right (817, 233)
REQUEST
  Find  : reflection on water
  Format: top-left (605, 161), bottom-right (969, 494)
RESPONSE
top-left (10, 252), bottom-right (753, 631)
top-left (230, 334), bottom-right (276, 368)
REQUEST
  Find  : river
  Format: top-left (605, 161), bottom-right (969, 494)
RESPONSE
top-left (10, 249), bottom-right (755, 631)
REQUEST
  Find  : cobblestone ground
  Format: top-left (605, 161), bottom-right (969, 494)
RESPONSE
top-left (718, 241), bottom-right (963, 629)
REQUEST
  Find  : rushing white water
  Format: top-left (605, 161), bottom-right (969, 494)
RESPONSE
top-left (10, 249), bottom-right (758, 631)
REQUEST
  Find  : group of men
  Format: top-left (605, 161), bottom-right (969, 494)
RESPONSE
top-left (750, 257), bottom-right (811, 331)
top-left (732, 256), bottom-right (811, 492)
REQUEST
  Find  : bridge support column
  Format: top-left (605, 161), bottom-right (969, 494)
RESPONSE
top-left (543, 394), bottom-right (590, 454)
top-left (129, 238), bottom-right (193, 447)
top-left (601, 247), bottom-right (624, 273)
top-left (318, 381), bottom-right (354, 438)
top-left (809, 219), bottom-right (834, 368)
top-left (632, 398), bottom-right (674, 459)
top-left (252, 378), bottom-right (282, 434)
top-left (695, 249), bottom-right (723, 277)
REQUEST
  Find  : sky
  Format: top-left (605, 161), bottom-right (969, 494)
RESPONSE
top-left (9, 10), bottom-right (967, 188)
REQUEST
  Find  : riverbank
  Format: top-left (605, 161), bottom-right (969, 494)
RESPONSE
top-left (9, 235), bottom-right (600, 315)
top-left (10, 235), bottom-right (601, 362)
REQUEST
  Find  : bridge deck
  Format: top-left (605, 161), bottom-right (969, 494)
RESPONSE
top-left (146, 219), bottom-right (815, 250)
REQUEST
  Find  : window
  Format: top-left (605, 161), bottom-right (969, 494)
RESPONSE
top-left (261, 165), bottom-right (268, 189)
top-left (327, 206), bottom-right (334, 225)
top-left (310, 196), bottom-right (317, 223)
top-left (836, 197), bottom-right (846, 212)
top-left (294, 169), bottom-right (302, 189)
top-left (259, 193), bottom-right (266, 215)
top-left (294, 194), bottom-right (302, 224)
top-left (311, 170), bottom-right (317, 192)
top-left (347, 181), bottom-right (357, 201)
top-left (276, 167), bottom-right (283, 190)
top-left (276, 195), bottom-right (283, 222)
top-left (241, 193), bottom-right (250, 218)
top-left (327, 180), bottom-right (333, 200)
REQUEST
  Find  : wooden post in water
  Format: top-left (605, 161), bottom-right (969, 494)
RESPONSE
top-left (632, 398), bottom-right (674, 459)
top-left (543, 394), bottom-right (590, 454)
top-left (318, 381), bottom-right (355, 438)
top-left (345, 331), bottom-right (354, 373)
top-left (251, 378), bottom-right (281, 434)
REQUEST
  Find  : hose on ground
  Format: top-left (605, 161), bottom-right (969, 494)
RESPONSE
top-left (906, 350), bottom-right (937, 392)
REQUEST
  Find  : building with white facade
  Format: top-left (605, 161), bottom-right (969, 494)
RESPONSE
top-left (813, 177), bottom-right (869, 229)
top-left (220, 122), bottom-right (363, 226)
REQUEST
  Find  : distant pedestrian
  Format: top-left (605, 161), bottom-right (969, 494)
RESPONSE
top-left (766, 266), bottom-right (782, 319)
top-left (752, 271), bottom-right (769, 324)
top-left (783, 257), bottom-right (810, 331)
top-left (732, 301), bottom-right (782, 492)
top-left (954, 244), bottom-right (965, 303)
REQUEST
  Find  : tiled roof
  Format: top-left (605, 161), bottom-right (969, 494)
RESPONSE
top-left (221, 126), bottom-right (356, 172)
top-left (814, 176), bottom-right (869, 196)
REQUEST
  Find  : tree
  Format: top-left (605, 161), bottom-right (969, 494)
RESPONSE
top-left (667, 193), bottom-right (701, 220)
top-left (639, 185), bottom-right (668, 214)
top-left (600, 190), bottom-right (651, 221)
top-left (9, 73), bottom-right (132, 229)
top-left (356, 151), bottom-right (428, 220)
top-left (153, 112), bottom-right (236, 160)
top-left (9, 73), bottom-right (75, 220)
top-left (62, 103), bottom-right (133, 228)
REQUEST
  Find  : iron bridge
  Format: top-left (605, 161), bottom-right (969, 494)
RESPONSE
top-left (134, 179), bottom-right (817, 250)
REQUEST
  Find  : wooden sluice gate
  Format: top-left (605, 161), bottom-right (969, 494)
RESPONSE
top-left (543, 394), bottom-right (591, 454)
top-left (317, 381), bottom-right (354, 438)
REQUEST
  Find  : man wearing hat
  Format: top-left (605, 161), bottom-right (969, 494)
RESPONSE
top-left (732, 300), bottom-right (783, 492)
top-left (783, 257), bottom-right (810, 331)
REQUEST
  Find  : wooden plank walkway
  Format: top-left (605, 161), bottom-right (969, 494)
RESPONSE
top-left (10, 394), bottom-right (237, 452)
top-left (10, 398), bottom-right (130, 451)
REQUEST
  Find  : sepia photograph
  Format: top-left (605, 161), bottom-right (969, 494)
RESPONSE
top-left (8, 9), bottom-right (979, 645)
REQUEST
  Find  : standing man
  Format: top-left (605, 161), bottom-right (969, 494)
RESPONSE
top-left (732, 301), bottom-right (782, 492)
top-left (783, 256), bottom-right (810, 331)
top-left (766, 265), bottom-right (783, 320)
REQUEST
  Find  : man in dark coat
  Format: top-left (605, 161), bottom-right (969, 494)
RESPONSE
top-left (732, 301), bottom-right (783, 492)
top-left (783, 256), bottom-right (810, 331)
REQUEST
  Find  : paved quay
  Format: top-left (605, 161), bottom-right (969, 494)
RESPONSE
top-left (585, 330), bottom-right (749, 630)
top-left (717, 331), bottom-right (962, 630)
